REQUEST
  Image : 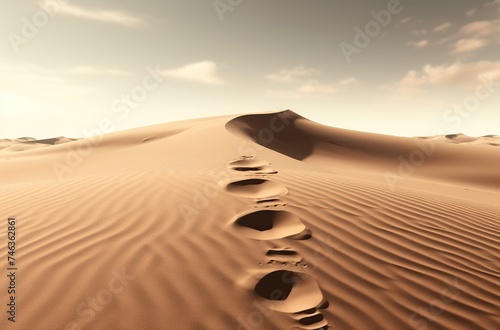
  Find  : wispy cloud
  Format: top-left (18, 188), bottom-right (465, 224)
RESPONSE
top-left (465, 8), bottom-right (477, 17)
top-left (410, 29), bottom-right (427, 36)
top-left (449, 18), bottom-right (500, 54)
top-left (403, 12), bottom-right (498, 56)
top-left (265, 66), bottom-right (357, 97)
top-left (434, 22), bottom-right (451, 33)
top-left (393, 70), bottom-right (428, 95)
top-left (396, 60), bottom-right (500, 94)
top-left (425, 18), bottom-right (500, 55)
top-left (458, 19), bottom-right (500, 39)
top-left (265, 66), bottom-right (320, 83)
top-left (451, 38), bottom-right (488, 54)
top-left (338, 77), bottom-right (358, 86)
top-left (485, 0), bottom-right (500, 12)
top-left (58, 1), bottom-right (146, 28)
top-left (297, 77), bottom-right (357, 95)
top-left (161, 61), bottom-right (225, 85)
top-left (408, 39), bottom-right (428, 48)
top-left (298, 81), bottom-right (339, 95)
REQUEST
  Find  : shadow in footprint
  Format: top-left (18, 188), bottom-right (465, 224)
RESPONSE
top-left (293, 299), bottom-right (330, 329)
top-left (233, 210), bottom-right (305, 240)
top-left (266, 248), bottom-right (302, 263)
top-left (225, 179), bottom-right (288, 199)
top-left (228, 158), bottom-right (269, 170)
top-left (255, 270), bottom-right (294, 300)
top-left (299, 313), bottom-right (325, 325)
top-left (228, 159), bottom-right (278, 174)
top-left (254, 198), bottom-right (288, 208)
top-left (287, 229), bottom-right (312, 240)
top-left (254, 270), bottom-right (324, 313)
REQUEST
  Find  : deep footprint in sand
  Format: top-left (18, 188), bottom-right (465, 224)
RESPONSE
top-left (232, 210), bottom-right (306, 240)
top-left (292, 300), bottom-right (330, 329)
top-left (226, 158), bottom-right (328, 326)
top-left (296, 313), bottom-right (329, 329)
top-left (254, 198), bottom-right (288, 208)
top-left (228, 158), bottom-right (278, 174)
top-left (225, 178), bottom-right (288, 199)
top-left (254, 270), bottom-right (324, 313)
top-left (265, 248), bottom-right (302, 263)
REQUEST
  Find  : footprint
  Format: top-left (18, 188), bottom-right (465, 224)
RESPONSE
top-left (254, 270), bottom-right (324, 313)
top-left (225, 178), bottom-right (288, 199)
top-left (228, 158), bottom-right (278, 174)
top-left (228, 158), bottom-right (270, 171)
top-left (266, 248), bottom-right (302, 263)
top-left (293, 300), bottom-right (330, 316)
top-left (296, 313), bottom-right (329, 329)
top-left (232, 210), bottom-right (306, 240)
top-left (254, 198), bottom-right (288, 208)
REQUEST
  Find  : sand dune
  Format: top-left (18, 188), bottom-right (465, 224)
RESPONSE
top-left (422, 134), bottom-right (500, 147)
top-left (0, 110), bottom-right (499, 329)
top-left (0, 136), bottom-right (78, 152)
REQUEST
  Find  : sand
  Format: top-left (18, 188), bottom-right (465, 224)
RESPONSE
top-left (0, 110), bottom-right (498, 330)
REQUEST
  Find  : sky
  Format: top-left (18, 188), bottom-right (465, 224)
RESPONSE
top-left (1, 0), bottom-right (499, 139)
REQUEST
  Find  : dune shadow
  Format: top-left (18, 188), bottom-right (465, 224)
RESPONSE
top-left (226, 111), bottom-right (315, 160)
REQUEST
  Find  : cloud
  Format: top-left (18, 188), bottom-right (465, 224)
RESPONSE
top-left (434, 22), bottom-right (451, 33)
top-left (161, 61), bottom-right (225, 85)
top-left (394, 70), bottom-right (428, 95)
top-left (451, 38), bottom-right (488, 54)
top-left (434, 18), bottom-right (500, 55)
top-left (466, 8), bottom-right (477, 17)
top-left (405, 15), bottom-right (497, 55)
top-left (458, 19), bottom-right (500, 38)
top-left (298, 81), bottom-right (338, 95)
top-left (410, 29), bottom-right (427, 36)
top-left (451, 19), bottom-right (500, 54)
top-left (265, 66), bottom-right (320, 83)
top-left (297, 77), bottom-right (357, 95)
top-left (408, 39), bottom-right (428, 48)
top-left (396, 60), bottom-right (500, 93)
top-left (338, 77), bottom-right (358, 86)
top-left (485, 0), bottom-right (500, 12)
top-left (400, 17), bottom-right (411, 24)
top-left (265, 66), bottom-right (356, 97)
top-left (58, 1), bottom-right (146, 27)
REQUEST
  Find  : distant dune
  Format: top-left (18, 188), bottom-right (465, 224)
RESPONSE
top-left (0, 110), bottom-right (498, 330)
top-left (0, 136), bottom-right (78, 152)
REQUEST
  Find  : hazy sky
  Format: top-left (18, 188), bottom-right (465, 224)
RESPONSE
top-left (1, 0), bottom-right (499, 138)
